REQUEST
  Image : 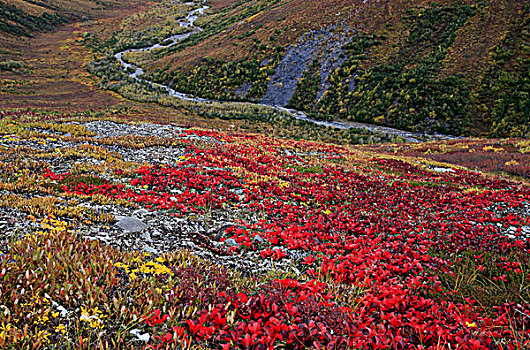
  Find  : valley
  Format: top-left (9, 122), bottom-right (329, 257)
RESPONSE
top-left (0, 0), bottom-right (528, 349)
top-left (113, 0), bottom-right (454, 143)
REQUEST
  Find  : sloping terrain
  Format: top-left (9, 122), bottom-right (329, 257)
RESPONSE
top-left (0, 0), bottom-right (408, 147)
top-left (127, 0), bottom-right (529, 137)
top-left (0, 111), bottom-right (529, 349)
top-left (0, 0), bottom-right (161, 115)
top-left (2, 0), bottom-right (527, 140)
top-left (0, 1), bottom-right (528, 349)
top-left (0, 0), bottom-right (135, 38)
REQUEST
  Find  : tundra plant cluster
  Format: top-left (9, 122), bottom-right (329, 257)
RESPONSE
top-left (362, 138), bottom-right (530, 179)
top-left (0, 111), bottom-right (529, 349)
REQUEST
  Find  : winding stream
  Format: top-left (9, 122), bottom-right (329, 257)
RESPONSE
top-left (115, 3), bottom-right (211, 102)
top-left (115, 1), bottom-right (457, 143)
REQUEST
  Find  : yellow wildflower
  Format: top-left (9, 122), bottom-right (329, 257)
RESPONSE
top-left (0, 323), bottom-right (12, 340)
top-left (55, 324), bottom-right (66, 334)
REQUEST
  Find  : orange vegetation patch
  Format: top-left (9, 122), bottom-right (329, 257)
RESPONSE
top-left (360, 138), bottom-right (530, 180)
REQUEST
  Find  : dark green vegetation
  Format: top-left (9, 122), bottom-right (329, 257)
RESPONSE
top-left (287, 60), bottom-right (321, 112)
top-left (477, 4), bottom-right (530, 138)
top-left (0, 0), bottom-right (130, 38)
top-left (153, 50), bottom-right (284, 101)
top-left (316, 5), bottom-right (476, 135)
top-left (0, 1), bottom-right (64, 37)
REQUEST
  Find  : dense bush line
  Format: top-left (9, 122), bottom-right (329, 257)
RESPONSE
top-left (297, 5), bottom-right (476, 135)
top-left (87, 56), bottom-right (399, 145)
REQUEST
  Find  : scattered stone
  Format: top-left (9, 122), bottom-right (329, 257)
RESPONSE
top-left (224, 238), bottom-right (238, 247)
top-left (140, 231), bottom-right (153, 242)
top-left (253, 234), bottom-right (265, 243)
top-left (291, 266), bottom-right (301, 276)
top-left (261, 25), bottom-right (351, 106)
top-left (115, 217), bottom-right (148, 233)
top-left (233, 189), bottom-right (245, 196)
top-left (133, 209), bottom-right (149, 217)
top-left (5, 118), bottom-right (524, 282)
top-left (130, 329), bottom-right (150, 342)
top-left (432, 167), bottom-right (455, 173)
top-left (45, 294), bottom-right (69, 317)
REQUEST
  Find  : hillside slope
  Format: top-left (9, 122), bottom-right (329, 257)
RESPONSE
top-left (133, 0), bottom-right (529, 137)
top-left (0, 0), bottom-right (137, 38)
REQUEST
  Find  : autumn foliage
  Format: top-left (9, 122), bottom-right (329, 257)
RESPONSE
top-left (0, 113), bottom-right (528, 349)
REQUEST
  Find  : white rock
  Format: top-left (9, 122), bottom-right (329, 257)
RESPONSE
top-left (130, 329), bottom-right (150, 342)
top-left (253, 234), bottom-right (265, 243)
top-left (432, 167), bottom-right (455, 173)
top-left (224, 238), bottom-right (238, 247)
top-left (140, 232), bottom-right (152, 242)
top-left (133, 209), bottom-right (149, 216)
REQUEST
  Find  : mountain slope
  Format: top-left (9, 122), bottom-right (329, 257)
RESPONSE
top-left (0, 0), bottom-right (134, 38)
top-left (135, 0), bottom-right (529, 137)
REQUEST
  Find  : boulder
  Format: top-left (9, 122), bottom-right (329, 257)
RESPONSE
top-left (115, 217), bottom-right (148, 233)
top-left (224, 238), bottom-right (238, 247)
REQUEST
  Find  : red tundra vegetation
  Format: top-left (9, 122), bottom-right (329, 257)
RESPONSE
top-left (0, 113), bottom-right (528, 349)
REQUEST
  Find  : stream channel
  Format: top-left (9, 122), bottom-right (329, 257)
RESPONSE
top-left (115, 1), bottom-right (457, 143)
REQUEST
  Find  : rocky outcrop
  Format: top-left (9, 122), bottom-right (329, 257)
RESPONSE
top-left (260, 26), bottom-right (352, 107)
